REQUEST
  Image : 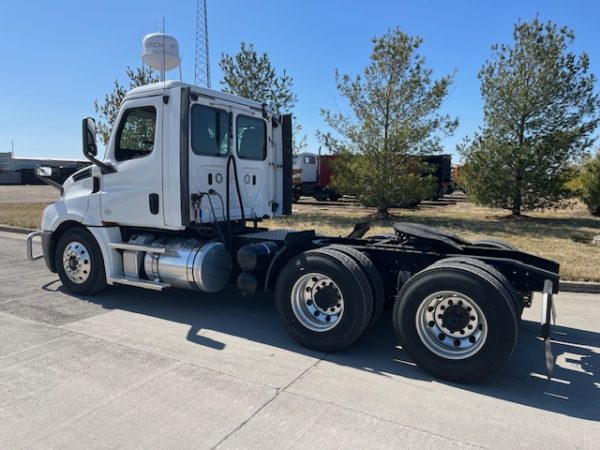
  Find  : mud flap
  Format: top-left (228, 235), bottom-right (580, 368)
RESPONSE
top-left (540, 279), bottom-right (556, 379)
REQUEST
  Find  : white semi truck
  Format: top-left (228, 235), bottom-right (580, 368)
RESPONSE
top-left (26, 60), bottom-right (560, 383)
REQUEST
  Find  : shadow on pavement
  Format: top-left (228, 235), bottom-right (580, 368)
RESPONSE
top-left (64, 283), bottom-right (599, 422)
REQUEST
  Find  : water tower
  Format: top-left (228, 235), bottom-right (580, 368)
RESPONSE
top-left (142, 33), bottom-right (181, 81)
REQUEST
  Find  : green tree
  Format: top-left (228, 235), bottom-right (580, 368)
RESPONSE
top-left (220, 42), bottom-right (296, 112)
top-left (577, 152), bottom-right (600, 216)
top-left (219, 42), bottom-right (306, 151)
top-left (94, 66), bottom-right (158, 145)
top-left (461, 18), bottom-right (600, 215)
top-left (320, 28), bottom-right (457, 215)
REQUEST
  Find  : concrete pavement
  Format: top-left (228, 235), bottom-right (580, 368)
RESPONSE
top-left (0, 230), bottom-right (599, 449)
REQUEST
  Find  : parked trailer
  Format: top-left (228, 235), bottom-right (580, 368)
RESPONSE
top-left (27, 79), bottom-right (559, 383)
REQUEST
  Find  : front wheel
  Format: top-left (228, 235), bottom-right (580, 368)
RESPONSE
top-left (55, 227), bottom-right (107, 295)
top-left (394, 264), bottom-right (518, 383)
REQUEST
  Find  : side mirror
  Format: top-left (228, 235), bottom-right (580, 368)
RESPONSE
top-left (34, 165), bottom-right (63, 194)
top-left (35, 166), bottom-right (52, 177)
top-left (80, 117), bottom-right (116, 173)
top-left (82, 117), bottom-right (98, 158)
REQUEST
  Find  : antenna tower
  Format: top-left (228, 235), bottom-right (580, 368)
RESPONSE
top-left (194, 0), bottom-right (211, 88)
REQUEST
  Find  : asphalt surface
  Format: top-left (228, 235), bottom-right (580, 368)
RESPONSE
top-left (0, 230), bottom-right (599, 449)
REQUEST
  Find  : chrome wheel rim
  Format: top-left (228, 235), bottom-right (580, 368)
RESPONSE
top-left (291, 273), bottom-right (344, 332)
top-left (62, 241), bottom-right (91, 284)
top-left (415, 291), bottom-right (488, 360)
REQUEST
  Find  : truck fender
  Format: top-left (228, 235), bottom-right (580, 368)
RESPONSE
top-left (263, 245), bottom-right (305, 292)
top-left (87, 226), bottom-right (124, 282)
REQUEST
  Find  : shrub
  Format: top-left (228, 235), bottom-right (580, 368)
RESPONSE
top-left (579, 152), bottom-right (600, 216)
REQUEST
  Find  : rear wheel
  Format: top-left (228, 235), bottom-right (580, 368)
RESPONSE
top-left (430, 257), bottom-right (522, 315)
top-left (473, 239), bottom-right (515, 250)
top-left (470, 240), bottom-right (531, 313)
top-left (325, 245), bottom-right (385, 327)
top-left (55, 227), bottom-right (107, 295)
top-left (394, 264), bottom-right (518, 383)
top-left (274, 249), bottom-right (373, 352)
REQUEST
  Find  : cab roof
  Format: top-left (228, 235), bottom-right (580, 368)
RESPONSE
top-left (125, 80), bottom-right (274, 114)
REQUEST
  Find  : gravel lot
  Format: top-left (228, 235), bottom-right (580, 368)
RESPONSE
top-left (0, 230), bottom-right (599, 449)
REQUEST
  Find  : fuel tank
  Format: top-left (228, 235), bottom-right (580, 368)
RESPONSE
top-left (144, 238), bottom-right (232, 293)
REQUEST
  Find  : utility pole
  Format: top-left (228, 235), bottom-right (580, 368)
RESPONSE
top-left (194, 0), bottom-right (211, 88)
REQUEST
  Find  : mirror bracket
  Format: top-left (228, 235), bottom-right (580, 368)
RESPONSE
top-left (34, 165), bottom-right (64, 195)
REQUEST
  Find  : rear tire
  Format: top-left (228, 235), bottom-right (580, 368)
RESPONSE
top-left (393, 264), bottom-right (518, 383)
top-left (274, 249), bottom-right (373, 352)
top-left (430, 257), bottom-right (522, 316)
top-left (55, 227), bottom-right (107, 295)
top-left (473, 239), bottom-right (515, 250)
top-left (325, 245), bottom-right (385, 327)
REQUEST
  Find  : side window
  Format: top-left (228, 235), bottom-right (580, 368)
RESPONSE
top-left (115, 106), bottom-right (157, 161)
top-left (236, 115), bottom-right (266, 161)
top-left (304, 156), bottom-right (316, 164)
top-left (191, 104), bottom-right (230, 156)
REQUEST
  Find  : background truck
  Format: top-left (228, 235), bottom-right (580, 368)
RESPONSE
top-left (26, 35), bottom-right (559, 383)
top-left (292, 152), bottom-right (453, 203)
top-left (293, 153), bottom-right (339, 201)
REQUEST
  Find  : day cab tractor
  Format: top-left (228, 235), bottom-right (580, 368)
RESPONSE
top-left (27, 78), bottom-right (559, 384)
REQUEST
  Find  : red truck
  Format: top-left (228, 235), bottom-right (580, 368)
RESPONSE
top-left (293, 153), bottom-right (340, 201)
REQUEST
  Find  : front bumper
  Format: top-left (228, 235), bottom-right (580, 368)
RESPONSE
top-left (27, 230), bottom-right (56, 273)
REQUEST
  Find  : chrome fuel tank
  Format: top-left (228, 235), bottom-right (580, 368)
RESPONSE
top-left (144, 238), bottom-right (232, 293)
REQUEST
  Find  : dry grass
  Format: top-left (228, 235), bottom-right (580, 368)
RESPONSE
top-left (266, 198), bottom-right (600, 282)
top-left (2, 198), bottom-right (599, 282)
top-left (0, 203), bottom-right (45, 229)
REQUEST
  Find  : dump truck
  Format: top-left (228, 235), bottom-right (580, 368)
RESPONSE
top-left (26, 66), bottom-right (559, 384)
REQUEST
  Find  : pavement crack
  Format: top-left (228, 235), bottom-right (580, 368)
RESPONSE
top-left (211, 356), bottom-right (325, 449)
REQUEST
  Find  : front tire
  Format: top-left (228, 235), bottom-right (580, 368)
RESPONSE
top-left (394, 264), bottom-right (518, 383)
top-left (55, 227), bottom-right (107, 295)
top-left (274, 249), bottom-right (373, 352)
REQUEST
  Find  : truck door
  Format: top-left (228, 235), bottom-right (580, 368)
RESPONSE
top-left (232, 110), bottom-right (274, 219)
top-left (301, 154), bottom-right (318, 184)
top-left (187, 100), bottom-right (274, 223)
top-left (100, 95), bottom-right (165, 228)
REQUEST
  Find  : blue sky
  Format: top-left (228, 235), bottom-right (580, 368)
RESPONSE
top-left (1, 0), bottom-right (599, 162)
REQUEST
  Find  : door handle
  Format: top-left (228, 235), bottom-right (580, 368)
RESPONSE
top-left (149, 193), bottom-right (159, 215)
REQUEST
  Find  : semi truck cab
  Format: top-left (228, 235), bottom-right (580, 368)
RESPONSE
top-left (26, 70), bottom-right (559, 384)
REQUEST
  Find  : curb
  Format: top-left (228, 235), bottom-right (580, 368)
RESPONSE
top-left (559, 281), bottom-right (600, 294)
top-left (0, 224), bottom-right (35, 235)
